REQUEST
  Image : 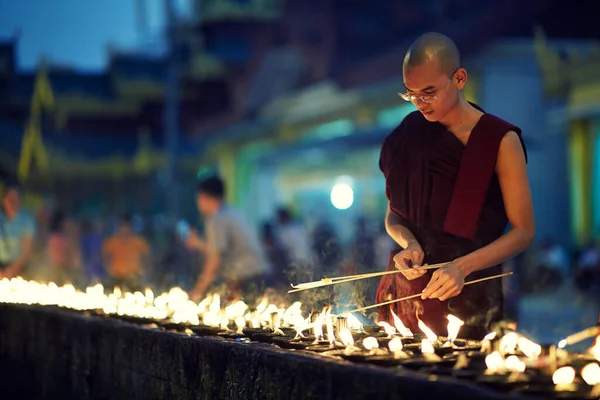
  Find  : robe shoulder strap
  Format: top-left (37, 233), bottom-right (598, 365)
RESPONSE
top-left (443, 114), bottom-right (523, 240)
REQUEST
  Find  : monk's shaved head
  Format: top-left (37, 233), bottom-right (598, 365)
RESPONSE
top-left (403, 32), bottom-right (460, 76)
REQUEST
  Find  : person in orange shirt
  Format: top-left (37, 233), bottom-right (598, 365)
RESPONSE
top-left (47, 210), bottom-right (78, 285)
top-left (102, 214), bottom-right (149, 291)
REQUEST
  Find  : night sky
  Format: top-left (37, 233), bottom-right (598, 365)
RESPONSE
top-left (0, 0), bottom-right (191, 71)
top-left (0, 0), bottom-right (597, 72)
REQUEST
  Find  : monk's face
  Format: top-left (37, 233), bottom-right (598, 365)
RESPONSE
top-left (402, 59), bottom-right (462, 122)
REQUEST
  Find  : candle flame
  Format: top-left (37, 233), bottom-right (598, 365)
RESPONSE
top-left (339, 328), bottom-right (354, 346)
top-left (388, 337), bottom-right (403, 352)
top-left (591, 336), bottom-right (600, 361)
top-left (224, 300), bottom-right (248, 320)
top-left (446, 314), bottom-right (464, 342)
top-left (485, 351), bottom-right (504, 372)
top-left (417, 319), bottom-right (438, 343)
top-left (342, 312), bottom-right (363, 331)
top-left (313, 312), bottom-right (325, 341)
top-left (171, 300), bottom-right (200, 325)
top-left (390, 310), bottom-right (413, 337)
top-left (234, 316), bottom-right (246, 332)
top-left (377, 321), bottom-right (396, 336)
top-left (552, 366), bottom-right (576, 385)
top-left (292, 315), bottom-right (310, 338)
top-left (517, 336), bottom-right (541, 359)
top-left (144, 288), bottom-right (154, 305)
top-left (480, 332), bottom-right (497, 354)
top-left (249, 316), bottom-right (261, 329)
top-left (499, 332), bottom-right (519, 354)
top-left (421, 338), bottom-right (435, 354)
top-left (582, 363), bottom-right (600, 386)
top-left (504, 355), bottom-right (526, 373)
top-left (325, 308), bottom-right (335, 344)
top-left (363, 336), bottom-right (379, 350)
top-left (256, 296), bottom-right (268, 314)
top-left (282, 302), bottom-right (302, 326)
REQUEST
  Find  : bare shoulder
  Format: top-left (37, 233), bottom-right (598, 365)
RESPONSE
top-left (498, 130), bottom-right (526, 159)
top-left (500, 130), bottom-right (522, 147)
top-left (496, 130), bottom-right (527, 176)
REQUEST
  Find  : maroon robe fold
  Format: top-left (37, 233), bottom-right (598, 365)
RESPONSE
top-left (376, 105), bottom-right (526, 339)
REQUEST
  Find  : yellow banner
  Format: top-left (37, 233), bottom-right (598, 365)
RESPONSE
top-left (18, 67), bottom-right (53, 181)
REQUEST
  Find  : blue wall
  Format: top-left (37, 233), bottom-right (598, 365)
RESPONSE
top-left (476, 41), bottom-right (570, 247)
top-left (592, 120), bottom-right (600, 239)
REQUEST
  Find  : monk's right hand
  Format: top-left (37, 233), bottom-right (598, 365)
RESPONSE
top-left (393, 242), bottom-right (427, 280)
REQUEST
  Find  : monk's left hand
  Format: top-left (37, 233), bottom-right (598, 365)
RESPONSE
top-left (421, 262), bottom-right (466, 301)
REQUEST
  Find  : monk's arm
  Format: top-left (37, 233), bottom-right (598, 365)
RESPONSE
top-left (385, 204), bottom-right (419, 249)
top-left (456, 131), bottom-right (535, 276)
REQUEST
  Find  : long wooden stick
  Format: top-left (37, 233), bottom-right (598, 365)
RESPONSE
top-left (558, 325), bottom-right (600, 348)
top-left (347, 272), bottom-right (514, 313)
top-left (288, 262), bottom-right (448, 293)
top-left (329, 263), bottom-right (447, 281)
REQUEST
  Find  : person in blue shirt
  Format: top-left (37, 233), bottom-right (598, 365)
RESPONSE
top-left (0, 178), bottom-right (35, 279)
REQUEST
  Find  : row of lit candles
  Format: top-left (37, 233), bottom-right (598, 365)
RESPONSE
top-left (1, 277), bottom-right (599, 392)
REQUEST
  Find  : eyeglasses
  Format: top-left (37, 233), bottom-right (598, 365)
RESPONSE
top-left (398, 91), bottom-right (438, 103)
top-left (398, 71), bottom-right (457, 104)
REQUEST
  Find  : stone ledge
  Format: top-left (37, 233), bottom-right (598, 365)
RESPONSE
top-left (0, 304), bottom-right (524, 400)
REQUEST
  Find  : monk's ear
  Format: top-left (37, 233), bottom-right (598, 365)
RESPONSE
top-left (453, 68), bottom-right (467, 89)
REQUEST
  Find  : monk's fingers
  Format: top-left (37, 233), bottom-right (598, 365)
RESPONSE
top-left (393, 252), bottom-right (409, 269)
top-left (425, 268), bottom-right (443, 286)
top-left (415, 251), bottom-right (424, 266)
top-left (422, 273), bottom-right (450, 298)
top-left (407, 249), bottom-right (423, 267)
top-left (402, 267), bottom-right (427, 281)
top-left (394, 258), bottom-right (409, 270)
top-left (394, 250), bottom-right (419, 270)
top-left (399, 267), bottom-right (416, 277)
top-left (439, 287), bottom-right (462, 302)
top-left (425, 280), bottom-right (455, 300)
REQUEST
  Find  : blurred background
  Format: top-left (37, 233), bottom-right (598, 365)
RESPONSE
top-left (0, 0), bottom-right (598, 345)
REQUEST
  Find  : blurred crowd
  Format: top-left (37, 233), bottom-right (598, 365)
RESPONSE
top-left (1, 177), bottom-right (397, 302)
top-left (2, 176), bottom-right (599, 308)
top-left (515, 238), bottom-right (600, 294)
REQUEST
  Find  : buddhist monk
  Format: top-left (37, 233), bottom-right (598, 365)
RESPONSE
top-left (375, 32), bottom-right (535, 339)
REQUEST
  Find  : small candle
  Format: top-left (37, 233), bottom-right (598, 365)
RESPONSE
top-left (581, 363), bottom-right (600, 386)
top-left (421, 339), bottom-right (441, 362)
top-left (485, 351), bottom-right (505, 375)
top-left (552, 366), bottom-right (576, 392)
top-left (363, 336), bottom-right (379, 351)
top-left (591, 384), bottom-right (600, 398)
top-left (388, 337), bottom-right (409, 359)
top-left (336, 316), bottom-right (347, 334)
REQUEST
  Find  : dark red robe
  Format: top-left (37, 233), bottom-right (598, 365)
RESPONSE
top-left (376, 105), bottom-right (526, 339)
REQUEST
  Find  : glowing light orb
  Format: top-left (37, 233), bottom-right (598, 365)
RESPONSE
top-left (330, 183), bottom-right (354, 210)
